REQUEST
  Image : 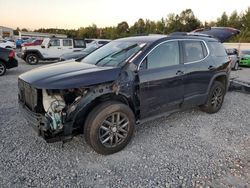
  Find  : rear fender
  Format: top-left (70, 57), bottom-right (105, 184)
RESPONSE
top-left (24, 50), bottom-right (44, 59)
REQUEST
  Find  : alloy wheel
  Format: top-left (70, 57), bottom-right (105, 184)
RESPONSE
top-left (0, 64), bottom-right (5, 75)
top-left (99, 112), bottom-right (129, 148)
top-left (211, 87), bottom-right (223, 108)
top-left (28, 55), bottom-right (37, 64)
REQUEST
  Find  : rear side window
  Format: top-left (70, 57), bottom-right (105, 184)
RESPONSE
top-left (182, 41), bottom-right (207, 63)
top-left (63, 39), bottom-right (73, 46)
top-left (74, 39), bottom-right (86, 48)
top-left (209, 41), bottom-right (227, 57)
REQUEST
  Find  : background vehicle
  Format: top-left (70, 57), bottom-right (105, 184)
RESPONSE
top-left (226, 48), bottom-right (239, 70)
top-left (18, 27), bottom-right (237, 155)
top-left (22, 39), bottom-right (43, 47)
top-left (239, 50), bottom-right (250, 67)
top-left (0, 47), bottom-right (18, 76)
top-left (0, 39), bottom-right (16, 49)
top-left (21, 38), bottom-right (86, 64)
top-left (59, 42), bottom-right (109, 61)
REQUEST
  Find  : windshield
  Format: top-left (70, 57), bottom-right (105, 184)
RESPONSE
top-left (81, 41), bottom-right (146, 67)
top-left (81, 45), bottom-right (98, 53)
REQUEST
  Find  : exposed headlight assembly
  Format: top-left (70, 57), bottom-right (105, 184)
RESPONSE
top-left (43, 90), bottom-right (66, 131)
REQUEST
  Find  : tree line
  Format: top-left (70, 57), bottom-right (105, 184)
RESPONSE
top-left (15, 8), bottom-right (250, 42)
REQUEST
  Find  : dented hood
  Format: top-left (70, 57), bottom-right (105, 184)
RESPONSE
top-left (19, 61), bottom-right (121, 89)
top-left (192, 27), bottom-right (240, 43)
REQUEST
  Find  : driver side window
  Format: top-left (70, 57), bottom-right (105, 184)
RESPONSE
top-left (141, 41), bottom-right (180, 69)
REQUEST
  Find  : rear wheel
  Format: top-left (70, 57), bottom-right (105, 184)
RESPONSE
top-left (0, 62), bottom-right (6, 76)
top-left (26, 53), bottom-right (39, 65)
top-left (84, 101), bottom-right (135, 155)
top-left (200, 81), bottom-right (225, 113)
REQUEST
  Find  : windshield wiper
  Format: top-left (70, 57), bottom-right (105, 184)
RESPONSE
top-left (111, 44), bottom-right (138, 58)
top-left (94, 52), bottom-right (115, 65)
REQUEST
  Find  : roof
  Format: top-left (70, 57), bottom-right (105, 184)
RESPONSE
top-left (115, 35), bottom-right (167, 43)
top-left (114, 34), bottom-right (217, 44)
top-left (0, 26), bottom-right (13, 31)
top-left (19, 31), bottom-right (67, 38)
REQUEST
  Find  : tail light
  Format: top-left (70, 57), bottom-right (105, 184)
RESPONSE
top-left (8, 50), bottom-right (15, 58)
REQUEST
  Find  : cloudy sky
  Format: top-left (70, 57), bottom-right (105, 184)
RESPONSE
top-left (0, 0), bottom-right (249, 30)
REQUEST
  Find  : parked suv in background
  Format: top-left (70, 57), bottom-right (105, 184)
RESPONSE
top-left (21, 38), bottom-right (86, 64)
top-left (226, 48), bottom-right (239, 70)
top-left (18, 27), bottom-right (238, 154)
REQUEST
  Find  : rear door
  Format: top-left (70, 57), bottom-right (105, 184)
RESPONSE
top-left (61, 39), bottom-right (74, 54)
top-left (138, 40), bottom-right (184, 118)
top-left (181, 40), bottom-right (215, 106)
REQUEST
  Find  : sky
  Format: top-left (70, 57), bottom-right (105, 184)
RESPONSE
top-left (0, 0), bottom-right (249, 30)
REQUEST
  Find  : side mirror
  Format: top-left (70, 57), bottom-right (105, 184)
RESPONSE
top-left (47, 43), bottom-right (51, 48)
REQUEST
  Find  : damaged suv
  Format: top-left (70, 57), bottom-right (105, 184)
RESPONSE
top-left (18, 28), bottom-right (239, 154)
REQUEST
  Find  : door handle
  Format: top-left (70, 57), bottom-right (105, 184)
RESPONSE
top-left (58, 47), bottom-right (61, 49)
top-left (208, 65), bottom-right (215, 70)
top-left (176, 70), bottom-right (184, 76)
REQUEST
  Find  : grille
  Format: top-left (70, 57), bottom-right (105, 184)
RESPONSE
top-left (18, 79), bottom-right (38, 111)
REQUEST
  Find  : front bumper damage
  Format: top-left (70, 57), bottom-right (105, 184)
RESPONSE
top-left (19, 100), bottom-right (74, 143)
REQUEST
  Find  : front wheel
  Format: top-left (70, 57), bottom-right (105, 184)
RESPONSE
top-left (84, 101), bottom-right (135, 155)
top-left (200, 81), bottom-right (225, 114)
top-left (0, 62), bottom-right (6, 76)
top-left (26, 54), bottom-right (39, 65)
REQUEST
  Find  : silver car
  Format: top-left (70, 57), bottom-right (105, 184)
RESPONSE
top-left (226, 48), bottom-right (239, 70)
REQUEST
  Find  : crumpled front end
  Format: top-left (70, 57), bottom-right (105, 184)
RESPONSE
top-left (18, 78), bottom-right (88, 142)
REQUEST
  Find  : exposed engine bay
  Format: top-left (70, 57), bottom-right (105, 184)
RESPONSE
top-left (42, 88), bottom-right (88, 133)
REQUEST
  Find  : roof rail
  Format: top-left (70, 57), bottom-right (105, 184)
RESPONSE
top-left (169, 32), bottom-right (213, 38)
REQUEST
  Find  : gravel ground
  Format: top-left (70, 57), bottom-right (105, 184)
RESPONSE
top-left (0, 59), bottom-right (250, 187)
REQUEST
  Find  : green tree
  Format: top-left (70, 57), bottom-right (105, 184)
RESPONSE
top-left (179, 9), bottom-right (202, 31)
top-left (116, 21), bottom-right (129, 37)
top-left (216, 12), bottom-right (229, 27)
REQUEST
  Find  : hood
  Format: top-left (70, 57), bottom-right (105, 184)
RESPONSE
top-left (192, 27), bottom-right (240, 43)
top-left (19, 61), bottom-right (121, 89)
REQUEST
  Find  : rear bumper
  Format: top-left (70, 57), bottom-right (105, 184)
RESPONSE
top-left (6, 58), bottom-right (18, 69)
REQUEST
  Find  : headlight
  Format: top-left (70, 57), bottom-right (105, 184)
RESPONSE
top-left (42, 89), bottom-right (65, 112)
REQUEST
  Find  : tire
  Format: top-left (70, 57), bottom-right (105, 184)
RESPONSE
top-left (26, 53), bottom-right (39, 65)
top-left (200, 81), bottom-right (225, 114)
top-left (0, 62), bottom-right (6, 76)
top-left (84, 101), bottom-right (135, 155)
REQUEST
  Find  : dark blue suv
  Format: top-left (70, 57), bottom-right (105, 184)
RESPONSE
top-left (18, 27), bottom-right (239, 154)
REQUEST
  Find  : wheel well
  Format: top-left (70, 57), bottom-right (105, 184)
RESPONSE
top-left (214, 75), bottom-right (227, 89)
top-left (24, 51), bottom-right (41, 59)
top-left (73, 93), bottom-right (135, 132)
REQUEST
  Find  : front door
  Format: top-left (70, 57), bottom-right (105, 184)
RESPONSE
top-left (138, 40), bottom-right (184, 119)
top-left (44, 39), bottom-right (62, 58)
